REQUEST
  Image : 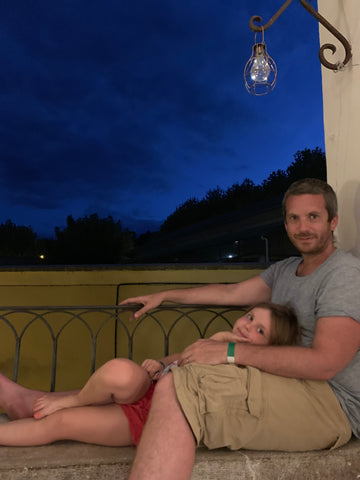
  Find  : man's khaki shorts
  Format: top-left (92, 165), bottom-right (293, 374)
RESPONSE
top-left (172, 364), bottom-right (351, 451)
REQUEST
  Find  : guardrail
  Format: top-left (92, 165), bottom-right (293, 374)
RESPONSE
top-left (0, 304), bottom-right (246, 391)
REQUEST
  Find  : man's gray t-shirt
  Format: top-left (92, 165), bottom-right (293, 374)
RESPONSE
top-left (260, 248), bottom-right (360, 437)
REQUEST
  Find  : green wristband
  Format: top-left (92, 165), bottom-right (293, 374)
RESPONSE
top-left (158, 360), bottom-right (166, 370)
top-left (227, 342), bottom-right (236, 364)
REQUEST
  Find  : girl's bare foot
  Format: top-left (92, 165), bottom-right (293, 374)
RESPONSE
top-left (0, 373), bottom-right (44, 420)
top-left (33, 394), bottom-right (80, 419)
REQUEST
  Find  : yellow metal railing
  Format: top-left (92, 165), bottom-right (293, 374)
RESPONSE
top-left (0, 303), bottom-right (246, 392)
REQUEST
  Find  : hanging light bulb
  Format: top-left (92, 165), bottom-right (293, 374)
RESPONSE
top-left (250, 44), bottom-right (270, 82)
top-left (244, 30), bottom-right (277, 96)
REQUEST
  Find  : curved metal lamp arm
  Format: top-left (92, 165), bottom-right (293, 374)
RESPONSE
top-left (300, 0), bottom-right (352, 70)
top-left (249, 0), bottom-right (294, 33)
top-left (249, 0), bottom-right (352, 71)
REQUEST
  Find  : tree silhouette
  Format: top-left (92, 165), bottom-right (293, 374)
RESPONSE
top-left (160, 147), bottom-right (326, 233)
top-left (0, 146), bottom-right (327, 264)
top-left (53, 214), bottom-right (135, 264)
top-left (0, 220), bottom-right (37, 259)
top-left (224, 178), bottom-right (261, 210)
top-left (286, 147), bottom-right (326, 182)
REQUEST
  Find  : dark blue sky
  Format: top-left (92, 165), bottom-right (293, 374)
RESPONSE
top-left (0, 0), bottom-right (323, 237)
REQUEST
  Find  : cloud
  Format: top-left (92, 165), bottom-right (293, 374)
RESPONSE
top-left (0, 0), bottom-right (325, 236)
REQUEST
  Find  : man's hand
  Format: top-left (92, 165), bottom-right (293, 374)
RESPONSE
top-left (210, 331), bottom-right (250, 343)
top-left (179, 339), bottom-right (230, 366)
top-left (119, 292), bottom-right (165, 320)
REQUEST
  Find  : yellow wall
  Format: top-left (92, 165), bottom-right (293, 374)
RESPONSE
top-left (0, 265), bottom-right (263, 391)
top-left (0, 264), bottom-right (263, 305)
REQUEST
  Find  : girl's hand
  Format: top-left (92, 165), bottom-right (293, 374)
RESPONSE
top-left (142, 359), bottom-right (164, 379)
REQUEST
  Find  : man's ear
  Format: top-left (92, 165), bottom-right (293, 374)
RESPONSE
top-left (330, 214), bottom-right (339, 231)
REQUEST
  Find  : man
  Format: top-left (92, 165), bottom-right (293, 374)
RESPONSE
top-left (121, 178), bottom-right (360, 480)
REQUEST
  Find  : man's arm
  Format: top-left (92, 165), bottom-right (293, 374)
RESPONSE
top-left (120, 275), bottom-right (271, 320)
top-left (181, 316), bottom-right (360, 381)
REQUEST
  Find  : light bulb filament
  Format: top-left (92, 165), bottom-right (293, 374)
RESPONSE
top-left (250, 55), bottom-right (270, 83)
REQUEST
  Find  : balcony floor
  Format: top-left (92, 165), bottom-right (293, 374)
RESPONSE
top-left (0, 415), bottom-right (359, 479)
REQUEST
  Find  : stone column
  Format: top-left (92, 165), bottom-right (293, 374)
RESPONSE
top-left (318, 0), bottom-right (360, 256)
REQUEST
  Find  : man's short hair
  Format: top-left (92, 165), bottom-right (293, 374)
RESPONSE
top-left (282, 178), bottom-right (338, 221)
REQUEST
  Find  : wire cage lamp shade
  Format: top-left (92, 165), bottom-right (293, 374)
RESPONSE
top-left (244, 31), bottom-right (277, 96)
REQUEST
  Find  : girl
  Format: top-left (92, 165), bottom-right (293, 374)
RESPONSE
top-left (0, 302), bottom-right (299, 447)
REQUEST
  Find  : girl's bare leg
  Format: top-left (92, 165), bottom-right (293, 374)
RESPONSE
top-left (33, 358), bottom-right (151, 419)
top-left (0, 372), bottom-right (80, 420)
top-left (0, 403), bottom-right (134, 446)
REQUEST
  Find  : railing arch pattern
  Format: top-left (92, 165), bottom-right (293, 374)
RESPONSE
top-left (0, 304), bottom-right (246, 391)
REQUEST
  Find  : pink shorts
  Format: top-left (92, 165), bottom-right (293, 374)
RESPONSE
top-left (119, 383), bottom-right (155, 445)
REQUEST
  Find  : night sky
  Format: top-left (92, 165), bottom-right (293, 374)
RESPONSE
top-left (0, 0), bottom-right (324, 237)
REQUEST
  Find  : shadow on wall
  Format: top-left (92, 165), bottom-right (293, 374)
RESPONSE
top-left (338, 181), bottom-right (360, 257)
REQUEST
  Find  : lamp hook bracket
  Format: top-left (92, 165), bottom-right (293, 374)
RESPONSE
top-left (249, 0), bottom-right (352, 71)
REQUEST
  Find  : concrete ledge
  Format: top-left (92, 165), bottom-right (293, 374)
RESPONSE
top-left (0, 438), bottom-right (359, 479)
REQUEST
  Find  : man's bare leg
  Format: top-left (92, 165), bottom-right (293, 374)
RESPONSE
top-left (129, 373), bottom-right (196, 480)
top-left (0, 372), bottom-right (79, 420)
top-left (33, 358), bottom-right (151, 418)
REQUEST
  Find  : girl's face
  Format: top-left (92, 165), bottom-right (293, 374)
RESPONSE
top-left (232, 307), bottom-right (272, 345)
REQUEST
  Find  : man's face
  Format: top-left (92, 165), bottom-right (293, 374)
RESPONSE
top-left (284, 194), bottom-right (338, 255)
